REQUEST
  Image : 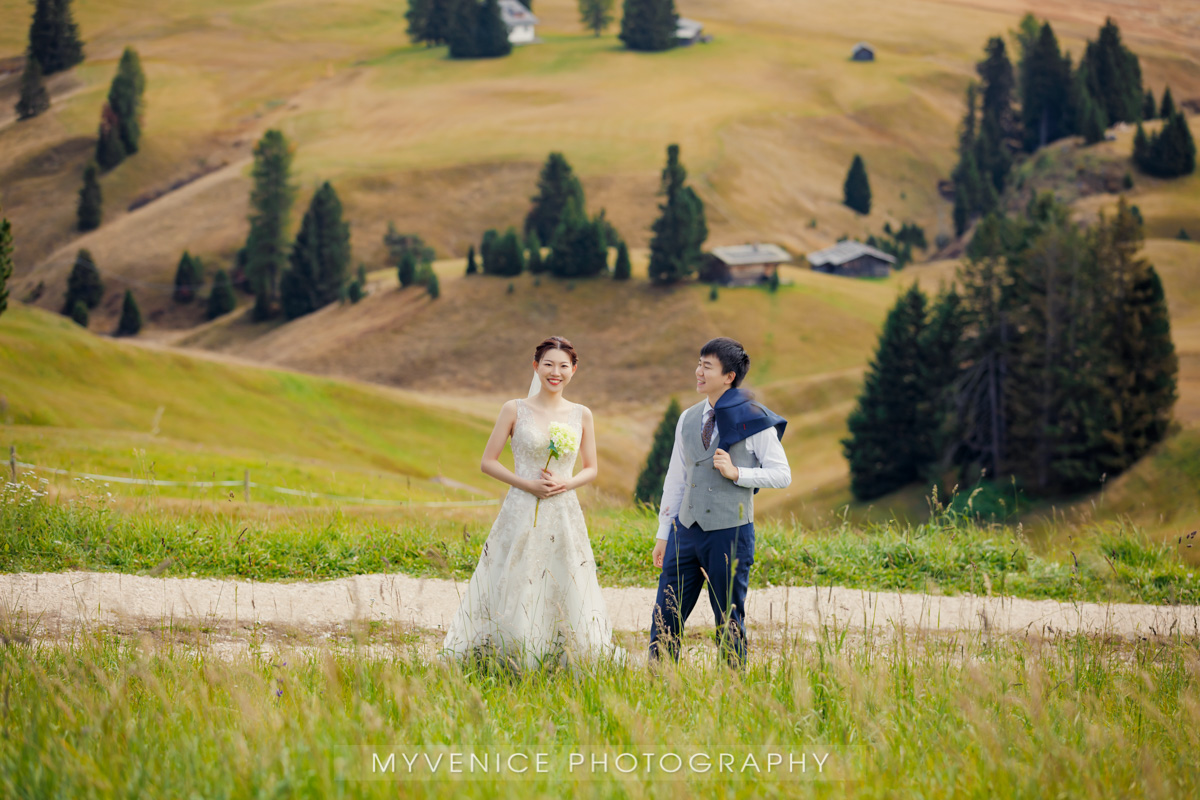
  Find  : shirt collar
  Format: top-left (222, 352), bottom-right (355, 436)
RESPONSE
top-left (704, 398), bottom-right (714, 416)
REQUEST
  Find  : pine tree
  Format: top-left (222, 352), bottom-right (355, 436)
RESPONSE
top-left (280, 182), bottom-right (351, 320)
top-left (466, 244), bottom-right (478, 274)
top-left (1142, 88), bottom-right (1157, 121)
top-left (647, 144), bottom-right (706, 284)
top-left (1159, 86), bottom-right (1175, 120)
top-left (842, 154), bottom-right (871, 215)
top-left (525, 231), bottom-right (544, 274)
top-left (1080, 18), bottom-right (1144, 126)
top-left (173, 251), bottom-right (203, 303)
top-left (546, 197), bottom-right (608, 278)
top-left (15, 57), bottom-right (50, 120)
top-left (842, 285), bottom-right (934, 500)
top-left (0, 212), bottom-right (12, 318)
top-left (70, 299), bottom-right (88, 327)
top-left (490, 227), bottom-right (525, 276)
top-left (116, 289), bottom-right (141, 336)
top-left (976, 36), bottom-right (1017, 145)
top-left (918, 287), bottom-right (965, 473)
top-left (525, 152), bottom-right (585, 244)
top-left (95, 103), bottom-right (126, 170)
top-left (1080, 89), bottom-right (1107, 145)
top-left (953, 189), bottom-right (970, 238)
top-left (474, 0), bottom-right (512, 57)
top-left (633, 397), bottom-right (682, 508)
top-left (406, 0), bottom-right (438, 45)
top-left (62, 248), bottom-right (103, 314)
top-left (613, 239), bottom-right (631, 280)
top-left (107, 47), bottom-right (145, 155)
top-left (1102, 198), bottom-right (1178, 468)
top-left (619, 0), bottom-right (677, 52)
top-left (480, 228), bottom-right (499, 273)
top-left (579, 0), bottom-right (615, 36)
top-left (1134, 111), bottom-right (1196, 177)
top-left (398, 250), bottom-right (418, 287)
top-left (244, 130), bottom-right (296, 319)
top-left (27, 0), bottom-right (85, 76)
top-left (1020, 22), bottom-right (1072, 151)
top-left (206, 269), bottom-right (236, 319)
top-left (76, 160), bottom-right (101, 231)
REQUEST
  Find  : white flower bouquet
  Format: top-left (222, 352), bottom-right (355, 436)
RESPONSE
top-left (534, 421), bottom-right (579, 526)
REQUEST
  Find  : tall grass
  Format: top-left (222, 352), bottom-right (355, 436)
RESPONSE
top-left (4, 478), bottom-right (1198, 604)
top-left (0, 613), bottom-right (1196, 798)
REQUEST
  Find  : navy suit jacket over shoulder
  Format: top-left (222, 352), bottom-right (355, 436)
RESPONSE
top-left (713, 387), bottom-right (788, 452)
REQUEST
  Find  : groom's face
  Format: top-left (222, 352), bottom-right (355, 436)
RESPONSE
top-left (695, 354), bottom-right (734, 394)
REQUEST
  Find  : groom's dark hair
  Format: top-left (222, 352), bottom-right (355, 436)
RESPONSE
top-left (701, 337), bottom-right (750, 388)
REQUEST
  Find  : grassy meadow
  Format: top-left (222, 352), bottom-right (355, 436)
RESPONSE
top-left (1, 614), bottom-right (1197, 798)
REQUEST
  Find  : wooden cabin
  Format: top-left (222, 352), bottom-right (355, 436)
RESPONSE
top-left (807, 240), bottom-right (895, 278)
top-left (706, 243), bottom-right (792, 287)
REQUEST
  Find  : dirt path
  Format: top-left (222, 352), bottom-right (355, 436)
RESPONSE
top-left (4, 570), bottom-right (1197, 642)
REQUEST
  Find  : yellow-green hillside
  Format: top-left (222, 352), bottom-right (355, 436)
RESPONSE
top-left (0, 303), bottom-right (498, 506)
top-left (3, 0), bottom-right (1197, 333)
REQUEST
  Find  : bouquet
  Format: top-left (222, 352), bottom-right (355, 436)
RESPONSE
top-left (534, 422), bottom-right (579, 527)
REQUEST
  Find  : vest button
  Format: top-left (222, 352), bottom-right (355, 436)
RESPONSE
top-left (691, 483), bottom-right (696, 488)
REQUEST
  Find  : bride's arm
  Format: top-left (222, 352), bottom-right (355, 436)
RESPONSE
top-left (480, 400), bottom-right (535, 493)
top-left (562, 406), bottom-right (598, 491)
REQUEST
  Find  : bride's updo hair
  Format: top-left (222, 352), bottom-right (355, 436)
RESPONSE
top-left (534, 336), bottom-right (578, 366)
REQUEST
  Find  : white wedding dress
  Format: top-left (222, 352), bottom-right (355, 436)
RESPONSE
top-left (441, 398), bottom-right (625, 669)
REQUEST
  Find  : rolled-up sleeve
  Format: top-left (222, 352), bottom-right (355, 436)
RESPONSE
top-left (734, 427), bottom-right (791, 489)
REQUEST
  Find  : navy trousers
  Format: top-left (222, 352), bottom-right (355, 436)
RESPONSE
top-left (648, 516), bottom-right (755, 668)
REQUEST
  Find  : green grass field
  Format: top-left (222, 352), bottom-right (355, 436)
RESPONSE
top-left (2, 618), bottom-right (1196, 797)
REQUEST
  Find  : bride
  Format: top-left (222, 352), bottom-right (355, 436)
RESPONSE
top-left (440, 336), bottom-right (624, 669)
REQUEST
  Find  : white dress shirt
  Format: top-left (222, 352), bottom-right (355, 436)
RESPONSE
top-left (656, 397), bottom-right (792, 540)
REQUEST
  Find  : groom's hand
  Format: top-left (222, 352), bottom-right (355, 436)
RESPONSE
top-left (652, 539), bottom-right (666, 569)
top-left (713, 449), bottom-right (740, 481)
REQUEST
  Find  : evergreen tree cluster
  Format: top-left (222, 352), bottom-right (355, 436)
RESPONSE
top-left (865, 221), bottom-right (927, 268)
top-left (633, 396), bottom-right (682, 508)
top-left (481, 227), bottom-right (527, 276)
top-left (647, 144), bottom-right (706, 284)
top-left (96, 47), bottom-right (146, 170)
top-left (951, 15), bottom-right (1160, 237)
top-left (407, 0), bottom-right (511, 59)
top-left (384, 225), bottom-right (437, 269)
top-left (522, 152), bottom-right (617, 279)
top-left (1133, 110), bottom-right (1196, 178)
top-left (844, 194), bottom-right (1178, 500)
top-left (619, 0), bottom-right (677, 52)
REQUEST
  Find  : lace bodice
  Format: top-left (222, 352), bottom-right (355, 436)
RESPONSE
top-left (512, 398), bottom-right (583, 483)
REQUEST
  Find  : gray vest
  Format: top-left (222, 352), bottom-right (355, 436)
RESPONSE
top-left (677, 400), bottom-right (758, 531)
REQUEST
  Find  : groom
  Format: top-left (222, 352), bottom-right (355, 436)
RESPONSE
top-left (648, 337), bottom-right (790, 669)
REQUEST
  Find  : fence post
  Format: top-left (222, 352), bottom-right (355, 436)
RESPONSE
top-left (244, 469), bottom-right (250, 502)
top-left (9, 445), bottom-right (15, 482)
